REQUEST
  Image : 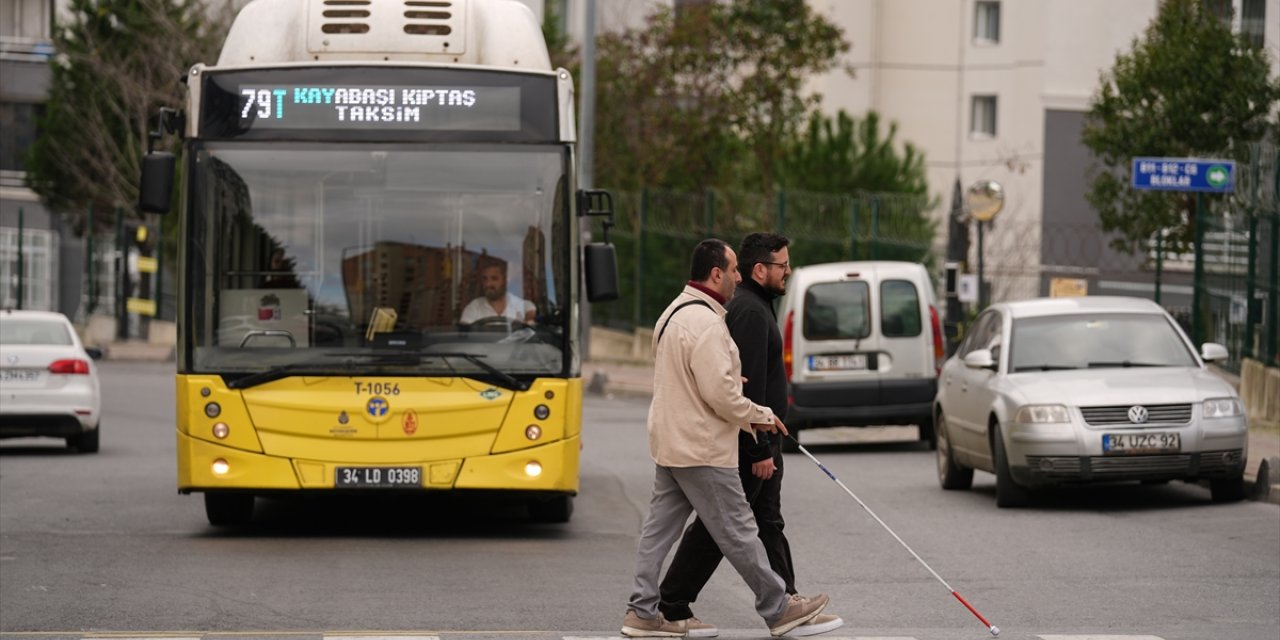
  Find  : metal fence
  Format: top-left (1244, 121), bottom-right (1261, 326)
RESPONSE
top-left (591, 187), bottom-right (937, 331)
top-left (1191, 144), bottom-right (1278, 371)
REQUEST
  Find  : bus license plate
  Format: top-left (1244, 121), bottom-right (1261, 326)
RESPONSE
top-left (1102, 432), bottom-right (1181, 455)
top-left (809, 354), bottom-right (867, 371)
top-left (335, 466), bottom-right (422, 488)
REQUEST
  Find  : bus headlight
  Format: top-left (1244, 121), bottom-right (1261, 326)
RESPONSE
top-left (525, 425), bottom-right (542, 441)
top-left (534, 404), bottom-right (550, 420)
top-left (524, 461), bottom-right (542, 477)
top-left (212, 422), bottom-right (230, 439)
top-left (204, 402), bottom-right (222, 418)
top-left (212, 459), bottom-right (230, 475)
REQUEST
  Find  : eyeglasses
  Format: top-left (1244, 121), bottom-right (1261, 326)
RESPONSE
top-left (759, 261), bottom-right (790, 271)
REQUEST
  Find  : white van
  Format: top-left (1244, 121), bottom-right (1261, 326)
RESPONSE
top-left (776, 261), bottom-right (944, 447)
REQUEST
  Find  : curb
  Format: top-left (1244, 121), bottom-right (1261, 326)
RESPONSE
top-left (1249, 456), bottom-right (1280, 505)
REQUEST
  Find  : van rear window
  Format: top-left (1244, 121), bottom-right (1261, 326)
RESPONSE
top-left (880, 279), bottom-right (922, 337)
top-left (803, 281), bottom-right (870, 340)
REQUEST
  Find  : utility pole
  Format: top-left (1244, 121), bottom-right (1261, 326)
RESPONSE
top-left (579, 0), bottom-right (597, 359)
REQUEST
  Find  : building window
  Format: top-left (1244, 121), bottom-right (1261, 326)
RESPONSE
top-left (0, 101), bottom-right (42, 174)
top-left (974, 1), bottom-right (1000, 44)
top-left (971, 95), bottom-right (997, 138)
top-left (1241, 0), bottom-right (1265, 48)
top-left (0, 0), bottom-right (53, 40)
top-left (0, 227), bottom-right (57, 311)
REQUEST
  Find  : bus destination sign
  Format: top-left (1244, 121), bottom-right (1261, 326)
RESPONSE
top-left (237, 84), bottom-right (522, 131)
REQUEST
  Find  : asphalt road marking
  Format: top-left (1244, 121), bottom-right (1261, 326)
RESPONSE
top-left (1039, 636), bottom-right (1167, 640)
top-left (325, 637), bottom-right (441, 640)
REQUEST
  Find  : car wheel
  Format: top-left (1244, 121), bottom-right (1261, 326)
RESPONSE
top-left (1210, 475), bottom-right (1246, 503)
top-left (918, 415), bottom-right (937, 450)
top-left (993, 423), bottom-right (1031, 508)
top-left (205, 493), bottom-right (255, 526)
top-left (528, 495), bottom-right (573, 523)
top-left (67, 424), bottom-right (100, 454)
top-left (936, 413), bottom-right (973, 490)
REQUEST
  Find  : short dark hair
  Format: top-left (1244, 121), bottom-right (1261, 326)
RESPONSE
top-left (737, 232), bottom-right (790, 278)
top-left (689, 238), bottom-right (730, 281)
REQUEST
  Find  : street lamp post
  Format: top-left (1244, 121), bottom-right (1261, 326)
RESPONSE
top-left (965, 181), bottom-right (1005, 309)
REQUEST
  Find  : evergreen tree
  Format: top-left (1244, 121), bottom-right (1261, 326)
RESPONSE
top-left (778, 110), bottom-right (929, 196)
top-left (1082, 0), bottom-right (1279, 252)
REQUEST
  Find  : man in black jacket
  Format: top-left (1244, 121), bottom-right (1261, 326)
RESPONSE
top-left (658, 233), bottom-right (843, 638)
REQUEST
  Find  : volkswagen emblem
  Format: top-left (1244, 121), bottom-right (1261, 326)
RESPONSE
top-left (1127, 405), bottom-right (1149, 424)
top-left (5, 355), bottom-right (16, 365)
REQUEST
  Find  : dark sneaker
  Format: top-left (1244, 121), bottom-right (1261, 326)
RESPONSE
top-left (685, 616), bottom-right (718, 638)
top-left (789, 613), bottom-right (844, 637)
top-left (621, 610), bottom-right (687, 637)
top-left (768, 593), bottom-right (829, 637)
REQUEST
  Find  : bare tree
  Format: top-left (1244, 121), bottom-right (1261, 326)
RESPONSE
top-left (26, 0), bottom-right (235, 227)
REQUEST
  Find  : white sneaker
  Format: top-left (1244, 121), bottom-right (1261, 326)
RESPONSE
top-left (686, 616), bottom-right (719, 638)
top-left (788, 613), bottom-right (844, 637)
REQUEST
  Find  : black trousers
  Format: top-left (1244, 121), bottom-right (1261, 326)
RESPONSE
top-left (658, 442), bottom-right (796, 621)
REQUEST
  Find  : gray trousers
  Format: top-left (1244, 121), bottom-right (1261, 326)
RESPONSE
top-left (628, 464), bottom-right (789, 625)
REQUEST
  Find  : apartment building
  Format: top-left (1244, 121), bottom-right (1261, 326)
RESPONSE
top-left (0, 0), bottom-right (65, 312)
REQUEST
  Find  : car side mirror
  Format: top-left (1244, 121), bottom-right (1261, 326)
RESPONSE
top-left (963, 348), bottom-right (996, 370)
top-left (1200, 342), bottom-right (1228, 362)
top-left (85, 347), bottom-right (104, 361)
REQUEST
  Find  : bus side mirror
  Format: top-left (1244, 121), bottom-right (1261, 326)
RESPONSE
top-left (585, 243), bottom-right (619, 302)
top-left (578, 188), bottom-right (619, 302)
top-left (139, 152), bottom-right (175, 214)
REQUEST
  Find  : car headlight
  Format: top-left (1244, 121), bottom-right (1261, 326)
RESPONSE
top-left (1014, 404), bottom-right (1071, 424)
top-left (1203, 398), bottom-right (1243, 418)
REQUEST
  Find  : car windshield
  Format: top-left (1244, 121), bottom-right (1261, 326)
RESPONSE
top-left (0, 318), bottom-right (73, 346)
top-left (187, 143), bottom-right (571, 377)
top-left (1009, 313), bottom-right (1197, 372)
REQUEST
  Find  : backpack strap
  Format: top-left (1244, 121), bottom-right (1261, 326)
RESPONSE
top-left (657, 299), bottom-right (713, 344)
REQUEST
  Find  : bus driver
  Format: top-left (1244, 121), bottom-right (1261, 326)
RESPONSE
top-left (460, 261), bottom-right (536, 327)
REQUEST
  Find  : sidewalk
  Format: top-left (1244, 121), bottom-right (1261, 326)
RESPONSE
top-left (582, 358), bottom-right (1280, 505)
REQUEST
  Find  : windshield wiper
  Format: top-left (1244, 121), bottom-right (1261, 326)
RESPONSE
top-left (225, 353), bottom-right (360, 390)
top-left (226, 350), bottom-right (530, 392)
top-left (1013, 364), bottom-right (1081, 372)
top-left (1086, 361), bottom-right (1166, 368)
top-left (423, 351), bottom-right (530, 391)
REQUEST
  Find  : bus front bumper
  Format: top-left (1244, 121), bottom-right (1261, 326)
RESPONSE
top-left (178, 431), bottom-right (580, 494)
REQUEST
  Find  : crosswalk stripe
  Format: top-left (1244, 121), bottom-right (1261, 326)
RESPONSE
top-left (1039, 636), bottom-right (1166, 640)
top-left (325, 637), bottom-right (441, 640)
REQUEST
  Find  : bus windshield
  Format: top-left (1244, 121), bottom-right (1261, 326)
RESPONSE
top-left (186, 143), bottom-right (572, 379)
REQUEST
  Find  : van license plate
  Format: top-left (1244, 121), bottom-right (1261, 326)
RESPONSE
top-left (808, 354), bottom-right (867, 371)
top-left (335, 466), bottom-right (422, 488)
top-left (1102, 432), bottom-right (1180, 455)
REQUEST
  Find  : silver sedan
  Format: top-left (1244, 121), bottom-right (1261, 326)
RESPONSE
top-left (933, 296), bottom-right (1247, 507)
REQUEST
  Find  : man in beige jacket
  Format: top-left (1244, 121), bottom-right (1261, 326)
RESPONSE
top-left (622, 239), bottom-right (830, 638)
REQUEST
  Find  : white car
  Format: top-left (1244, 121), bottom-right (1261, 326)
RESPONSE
top-left (0, 310), bottom-right (103, 452)
top-left (933, 296), bottom-right (1247, 507)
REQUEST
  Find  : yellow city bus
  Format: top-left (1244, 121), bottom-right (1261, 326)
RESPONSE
top-left (139, 0), bottom-right (618, 525)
